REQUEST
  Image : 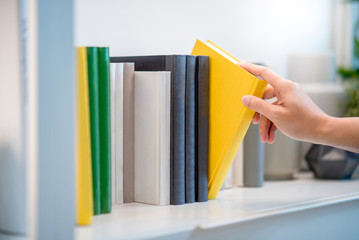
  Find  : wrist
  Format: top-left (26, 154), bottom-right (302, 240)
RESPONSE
top-left (315, 115), bottom-right (335, 146)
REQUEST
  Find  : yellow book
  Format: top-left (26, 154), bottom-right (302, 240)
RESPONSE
top-left (191, 40), bottom-right (267, 199)
top-left (76, 47), bottom-right (93, 225)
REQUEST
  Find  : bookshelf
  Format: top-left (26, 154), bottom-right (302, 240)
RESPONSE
top-left (75, 173), bottom-right (359, 240)
top-left (1, 1), bottom-right (358, 240)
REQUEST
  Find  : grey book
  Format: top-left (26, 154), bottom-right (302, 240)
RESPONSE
top-left (243, 123), bottom-right (264, 187)
top-left (123, 63), bottom-right (135, 203)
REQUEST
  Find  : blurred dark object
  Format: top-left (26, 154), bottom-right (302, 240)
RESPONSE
top-left (305, 144), bottom-right (359, 179)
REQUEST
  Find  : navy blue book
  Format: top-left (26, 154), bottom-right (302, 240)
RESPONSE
top-left (195, 56), bottom-right (209, 202)
top-left (185, 56), bottom-right (196, 203)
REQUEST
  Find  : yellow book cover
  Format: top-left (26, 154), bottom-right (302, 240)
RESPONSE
top-left (191, 40), bottom-right (267, 199)
top-left (76, 47), bottom-right (93, 225)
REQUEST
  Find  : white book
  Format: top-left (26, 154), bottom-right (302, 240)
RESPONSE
top-left (134, 71), bottom-right (171, 206)
top-left (222, 165), bottom-right (233, 189)
top-left (110, 63), bottom-right (124, 205)
top-left (110, 63), bottom-right (116, 205)
top-left (233, 144), bottom-right (244, 187)
top-left (221, 144), bottom-right (243, 190)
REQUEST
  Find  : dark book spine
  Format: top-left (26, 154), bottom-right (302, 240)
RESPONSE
top-left (196, 56), bottom-right (209, 202)
top-left (87, 47), bottom-right (101, 215)
top-left (98, 47), bottom-right (111, 213)
top-left (167, 55), bottom-right (186, 205)
top-left (185, 56), bottom-right (196, 203)
top-left (111, 56), bottom-right (166, 71)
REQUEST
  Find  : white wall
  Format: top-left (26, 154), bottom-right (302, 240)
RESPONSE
top-left (75, 0), bottom-right (333, 77)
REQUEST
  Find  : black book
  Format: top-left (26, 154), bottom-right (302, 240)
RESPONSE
top-left (185, 56), bottom-right (196, 203)
top-left (111, 55), bottom-right (187, 205)
top-left (195, 56), bottom-right (209, 202)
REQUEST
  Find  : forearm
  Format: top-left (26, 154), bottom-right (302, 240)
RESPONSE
top-left (317, 116), bottom-right (359, 153)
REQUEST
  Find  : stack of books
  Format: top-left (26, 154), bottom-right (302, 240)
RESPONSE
top-left (75, 40), bottom-right (267, 226)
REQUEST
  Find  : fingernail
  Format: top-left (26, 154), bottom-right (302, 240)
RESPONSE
top-left (242, 96), bottom-right (250, 106)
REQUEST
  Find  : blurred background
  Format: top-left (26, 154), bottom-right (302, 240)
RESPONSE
top-left (76, 0), bottom-right (335, 77)
top-left (75, 0), bottom-right (359, 179)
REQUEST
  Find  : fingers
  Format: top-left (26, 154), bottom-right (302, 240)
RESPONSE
top-left (252, 85), bottom-right (276, 125)
top-left (252, 112), bottom-right (260, 124)
top-left (259, 116), bottom-right (277, 143)
top-left (259, 115), bottom-right (272, 143)
top-left (238, 62), bottom-right (284, 90)
top-left (268, 123), bottom-right (277, 144)
top-left (263, 85), bottom-right (276, 100)
top-left (242, 95), bottom-right (276, 120)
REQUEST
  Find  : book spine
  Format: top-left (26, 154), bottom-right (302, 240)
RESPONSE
top-left (76, 47), bottom-right (93, 225)
top-left (160, 72), bottom-right (171, 205)
top-left (115, 64), bottom-right (124, 204)
top-left (167, 55), bottom-right (186, 205)
top-left (134, 72), bottom-right (157, 205)
top-left (87, 47), bottom-right (101, 215)
top-left (233, 144), bottom-right (244, 187)
top-left (98, 47), bottom-right (111, 214)
top-left (196, 56), bottom-right (209, 202)
top-left (134, 72), bottom-right (170, 205)
top-left (221, 165), bottom-right (233, 189)
top-left (185, 56), bottom-right (196, 203)
top-left (110, 63), bottom-right (116, 205)
top-left (123, 63), bottom-right (135, 203)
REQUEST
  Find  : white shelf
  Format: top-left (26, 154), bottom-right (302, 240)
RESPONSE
top-left (75, 173), bottom-right (359, 240)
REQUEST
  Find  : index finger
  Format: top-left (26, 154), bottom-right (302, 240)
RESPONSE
top-left (238, 62), bottom-right (284, 90)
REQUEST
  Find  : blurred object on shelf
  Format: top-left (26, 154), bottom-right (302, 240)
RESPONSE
top-left (243, 123), bottom-right (264, 187)
top-left (288, 52), bottom-right (336, 84)
top-left (264, 131), bottom-right (301, 180)
top-left (351, 163), bottom-right (359, 179)
top-left (306, 144), bottom-right (359, 179)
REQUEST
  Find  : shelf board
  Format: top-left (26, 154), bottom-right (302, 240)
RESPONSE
top-left (76, 173), bottom-right (359, 239)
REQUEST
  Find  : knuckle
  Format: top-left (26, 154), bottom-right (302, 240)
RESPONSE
top-left (261, 67), bottom-right (270, 78)
top-left (272, 107), bottom-right (283, 118)
top-left (282, 80), bottom-right (297, 92)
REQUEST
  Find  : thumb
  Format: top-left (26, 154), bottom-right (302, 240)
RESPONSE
top-left (242, 95), bottom-right (275, 119)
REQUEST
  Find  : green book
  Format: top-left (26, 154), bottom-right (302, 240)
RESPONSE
top-left (87, 47), bottom-right (101, 215)
top-left (98, 47), bottom-right (111, 214)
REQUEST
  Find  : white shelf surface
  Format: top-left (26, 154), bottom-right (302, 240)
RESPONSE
top-left (75, 173), bottom-right (359, 240)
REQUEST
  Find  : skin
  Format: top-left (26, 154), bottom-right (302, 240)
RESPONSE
top-left (239, 62), bottom-right (359, 153)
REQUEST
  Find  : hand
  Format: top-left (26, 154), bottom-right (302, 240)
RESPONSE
top-left (239, 62), bottom-right (329, 144)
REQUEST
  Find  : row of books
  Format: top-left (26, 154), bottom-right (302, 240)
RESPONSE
top-left (76, 40), bottom-right (267, 226)
top-left (76, 48), bottom-right (210, 226)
